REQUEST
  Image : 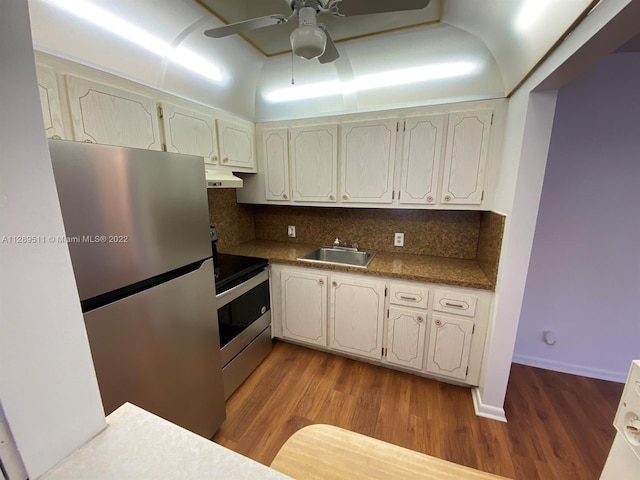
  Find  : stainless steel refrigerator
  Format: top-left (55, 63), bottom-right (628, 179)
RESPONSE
top-left (49, 139), bottom-right (225, 438)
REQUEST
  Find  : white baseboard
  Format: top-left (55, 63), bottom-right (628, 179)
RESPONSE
top-left (471, 388), bottom-right (507, 422)
top-left (512, 354), bottom-right (626, 383)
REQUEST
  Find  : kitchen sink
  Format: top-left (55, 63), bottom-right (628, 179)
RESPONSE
top-left (298, 246), bottom-right (376, 269)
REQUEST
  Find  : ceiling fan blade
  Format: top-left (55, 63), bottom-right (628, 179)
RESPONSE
top-left (204, 14), bottom-right (288, 38)
top-left (318, 26), bottom-right (340, 64)
top-left (335, 0), bottom-right (431, 16)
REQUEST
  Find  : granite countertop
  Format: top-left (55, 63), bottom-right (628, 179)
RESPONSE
top-left (220, 240), bottom-right (494, 290)
top-left (39, 403), bottom-right (291, 480)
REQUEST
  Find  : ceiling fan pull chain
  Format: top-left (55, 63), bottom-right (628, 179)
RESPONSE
top-left (291, 50), bottom-right (296, 85)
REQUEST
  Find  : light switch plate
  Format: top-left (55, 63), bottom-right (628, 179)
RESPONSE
top-left (287, 225), bottom-right (296, 238)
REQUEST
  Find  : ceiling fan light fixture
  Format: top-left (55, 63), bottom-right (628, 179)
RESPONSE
top-left (290, 25), bottom-right (327, 60)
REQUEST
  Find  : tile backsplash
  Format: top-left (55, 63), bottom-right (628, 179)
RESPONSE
top-left (207, 191), bottom-right (505, 285)
top-left (477, 211), bottom-right (505, 285)
top-left (253, 206), bottom-right (482, 259)
top-left (207, 189), bottom-right (255, 249)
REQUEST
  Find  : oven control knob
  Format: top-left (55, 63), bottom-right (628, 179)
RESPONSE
top-left (261, 306), bottom-right (267, 315)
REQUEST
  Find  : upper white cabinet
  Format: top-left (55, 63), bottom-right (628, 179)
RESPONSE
top-left (35, 60), bottom-right (256, 171)
top-left (216, 118), bottom-right (256, 172)
top-left (160, 102), bottom-right (218, 163)
top-left (328, 275), bottom-right (386, 360)
top-left (262, 127), bottom-right (290, 201)
top-left (399, 115), bottom-right (446, 205)
top-left (35, 64), bottom-right (66, 140)
top-left (340, 120), bottom-right (397, 204)
top-left (440, 109), bottom-right (492, 205)
top-left (290, 124), bottom-right (338, 203)
top-left (240, 100), bottom-right (501, 210)
top-left (65, 75), bottom-right (162, 150)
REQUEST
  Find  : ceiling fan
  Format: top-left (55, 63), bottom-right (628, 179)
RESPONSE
top-left (204, 0), bottom-right (431, 64)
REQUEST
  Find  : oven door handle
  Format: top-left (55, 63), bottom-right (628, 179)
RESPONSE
top-left (216, 268), bottom-right (269, 308)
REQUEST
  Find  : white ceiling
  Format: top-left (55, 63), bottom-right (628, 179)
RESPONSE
top-left (28, 0), bottom-right (627, 122)
top-left (195, 0), bottom-right (441, 56)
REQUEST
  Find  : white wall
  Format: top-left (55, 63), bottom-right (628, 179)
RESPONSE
top-left (443, 0), bottom-right (594, 94)
top-left (473, 0), bottom-right (637, 421)
top-left (28, 0), bottom-right (265, 120)
top-left (0, 2), bottom-right (105, 477)
top-left (514, 52), bottom-right (640, 382)
top-left (255, 24), bottom-right (504, 121)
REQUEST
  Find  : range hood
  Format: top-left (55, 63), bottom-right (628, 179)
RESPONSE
top-left (204, 163), bottom-right (243, 188)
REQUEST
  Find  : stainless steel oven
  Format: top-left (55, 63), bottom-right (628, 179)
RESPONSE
top-left (213, 247), bottom-right (272, 399)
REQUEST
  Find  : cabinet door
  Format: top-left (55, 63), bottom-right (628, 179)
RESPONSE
top-left (262, 127), bottom-right (290, 201)
top-left (281, 269), bottom-right (328, 347)
top-left (329, 275), bottom-right (385, 360)
top-left (440, 109), bottom-right (492, 205)
top-left (399, 115), bottom-right (446, 205)
top-left (290, 125), bottom-right (338, 202)
top-left (386, 307), bottom-right (427, 370)
top-left (340, 120), bottom-right (396, 203)
top-left (425, 315), bottom-right (474, 381)
top-left (36, 65), bottom-right (66, 140)
top-left (160, 103), bottom-right (218, 163)
top-left (216, 118), bottom-right (256, 171)
top-left (65, 75), bottom-right (162, 150)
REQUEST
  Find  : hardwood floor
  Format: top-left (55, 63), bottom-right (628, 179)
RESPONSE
top-left (213, 340), bottom-right (623, 479)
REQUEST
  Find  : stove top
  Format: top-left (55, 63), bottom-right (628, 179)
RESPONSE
top-left (214, 253), bottom-right (268, 295)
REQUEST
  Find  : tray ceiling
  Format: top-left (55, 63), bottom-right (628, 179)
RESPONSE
top-left (196, 0), bottom-right (441, 56)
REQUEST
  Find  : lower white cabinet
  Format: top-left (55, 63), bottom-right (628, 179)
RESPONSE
top-left (280, 269), bottom-right (328, 347)
top-left (386, 307), bottom-right (427, 370)
top-left (328, 275), bottom-right (386, 360)
top-left (270, 264), bottom-right (492, 386)
top-left (425, 315), bottom-right (474, 381)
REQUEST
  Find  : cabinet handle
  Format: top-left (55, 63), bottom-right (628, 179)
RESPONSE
top-left (399, 295), bottom-right (418, 301)
top-left (51, 135), bottom-right (62, 140)
top-left (342, 194), bottom-right (348, 200)
top-left (318, 279), bottom-right (324, 285)
top-left (282, 193), bottom-right (288, 199)
top-left (329, 195), bottom-right (335, 201)
top-left (332, 281), bottom-right (337, 287)
top-left (444, 195), bottom-right (452, 202)
top-left (444, 302), bottom-right (464, 309)
top-left (626, 420), bottom-right (640, 434)
top-left (222, 157), bottom-right (229, 163)
top-left (417, 316), bottom-right (424, 323)
top-left (435, 319), bottom-right (442, 326)
top-left (426, 196), bottom-right (434, 203)
top-left (212, 155), bottom-right (218, 162)
top-left (83, 138), bottom-right (94, 143)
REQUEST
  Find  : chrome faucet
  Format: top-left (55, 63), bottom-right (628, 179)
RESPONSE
top-left (333, 238), bottom-right (358, 250)
top-left (333, 237), bottom-right (347, 247)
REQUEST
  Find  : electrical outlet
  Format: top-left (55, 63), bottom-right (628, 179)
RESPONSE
top-left (287, 225), bottom-right (296, 238)
top-left (394, 232), bottom-right (404, 247)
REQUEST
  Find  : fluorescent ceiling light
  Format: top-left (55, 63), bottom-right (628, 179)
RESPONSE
top-left (265, 61), bottom-right (478, 103)
top-left (516, 0), bottom-right (551, 30)
top-left (45, 0), bottom-right (224, 83)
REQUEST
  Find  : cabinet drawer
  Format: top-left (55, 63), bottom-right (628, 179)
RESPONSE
top-left (389, 284), bottom-right (429, 309)
top-left (433, 290), bottom-right (477, 317)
